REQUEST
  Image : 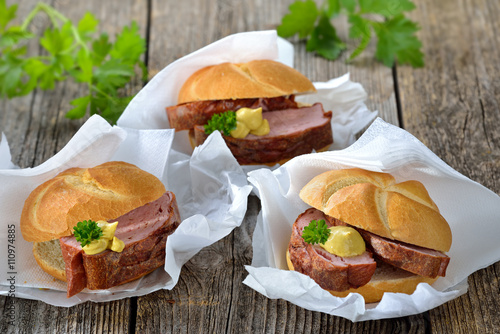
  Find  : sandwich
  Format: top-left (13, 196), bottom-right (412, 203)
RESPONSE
top-left (287, 168), bottom-right (452, 303)
top-left (166, 59), bottom-right (333, 165)
top-left (20, 161), bottom-right (181, 298)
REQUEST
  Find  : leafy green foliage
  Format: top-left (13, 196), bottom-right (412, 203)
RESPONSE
top-left (73, 220), bottom-right (103, 248)
top-left (302, 219), bottom-right (331, 245)
top-left (277, 0), bottom-right (424, 67)
top-left (306, 14), bottom-right (346, 60)
top-left (0, 0), bottom-right (146, 124)
top-left (204, 111), bottom-right (237, 136)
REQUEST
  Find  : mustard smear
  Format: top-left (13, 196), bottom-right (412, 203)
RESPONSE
top-left (82, 221), bottom-right (125, 255)
top-left (230, 107), bottom-right (270, 138)
top-left (320, 226), bottom-right (366, 257)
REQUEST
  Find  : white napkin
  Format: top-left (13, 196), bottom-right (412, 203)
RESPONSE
top-left (0, 115), bottom-right (252, 307)
top-left (117, 30), bottom-right (377, 159)
top-left (244, 117), bottom-right (500, 321)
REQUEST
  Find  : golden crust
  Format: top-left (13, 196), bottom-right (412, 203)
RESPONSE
top-left (177, 60), bottom-right (316, 104)
top-left (299, 168), bottom-right (452, 252)
top-left (286, 250), bottom-right (437, 304)
top-left (20, 161), bottom-right (166, 242)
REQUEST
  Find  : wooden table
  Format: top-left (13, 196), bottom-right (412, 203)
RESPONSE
top-left (1, 0), bottom-right (499, 332)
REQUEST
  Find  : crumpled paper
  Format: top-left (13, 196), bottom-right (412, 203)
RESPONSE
top-left (117, 30), bottom-right (377, 161)
top-left (244, 117), bottom-right (500, 321)
top-left (0, 30), bottom-right (377, 308)
top-left (0, 115), bottom-right (252, 307)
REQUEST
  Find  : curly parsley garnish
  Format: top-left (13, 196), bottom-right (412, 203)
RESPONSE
top-left (204, 111), bottom-right (237, 136)
top-left (302, 219), bottom-right (331, 244)
top-left (73, 220), bottom-right (103, 248)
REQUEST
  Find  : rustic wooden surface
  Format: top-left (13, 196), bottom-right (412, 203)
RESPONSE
top-left (1, 0), bottom-right (499, 333)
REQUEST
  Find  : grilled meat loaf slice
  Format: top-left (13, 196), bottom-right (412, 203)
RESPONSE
top-left (59, 191), bottom-right (181, 297)
top-left (166, 96), bottom-right (298, 131)
top-left (193, 103), bottom-right (333, 165)
top-left (288, 208), bottom-right (377, 292)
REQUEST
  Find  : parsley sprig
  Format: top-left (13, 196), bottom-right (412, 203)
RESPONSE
top-left (204, 111), bottom-right (237, 136)
top-left (302, 219), bottom-right (331, 244)
top-left (277, 0), bottom-right (424, 67)
top-left (73, 220), bottom-right (103, 248)
top-left (0, 0), bottom-right (147, 124)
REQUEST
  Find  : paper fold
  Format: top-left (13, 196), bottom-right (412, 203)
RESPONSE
top-left (244, 117), bottom-right (500, 321)
top-left (0, 115), bottom-right (251, 307)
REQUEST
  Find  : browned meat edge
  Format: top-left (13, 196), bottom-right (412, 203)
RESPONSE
top-left (60, 191), bottom-right (181, 297)
top-left (166, 96), bottom-right (298, 130)
top-left (193, 103), bottom-right (333, 164)
top-left (288, 208), bottom-right (377, 292)
top-left (325, 216), bottom-right (450, 278)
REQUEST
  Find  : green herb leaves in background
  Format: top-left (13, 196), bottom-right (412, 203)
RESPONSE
top-left (0, 1), bottom-right (146, 124)
top-left (278, 0), bottom-right (424, 67)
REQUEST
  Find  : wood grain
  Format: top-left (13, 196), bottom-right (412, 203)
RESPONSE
top-left (1, 0), bottom-right (499, 333)
top-left (1, 0), bottom-right (146, 333)
top-left (398, 0), bottom-right (500, 333)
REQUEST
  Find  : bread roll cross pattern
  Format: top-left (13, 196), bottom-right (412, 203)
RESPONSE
top-left (20, 161), bottom-right (182, 297)
top-left (288, 168), bottom-right (452, 303)
top-left (299, 168), bottom-right (452, 252)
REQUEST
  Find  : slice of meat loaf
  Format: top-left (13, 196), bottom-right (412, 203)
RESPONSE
top-left (193, 103), bottom-right (333, 165)
top-left (60, 191), bottom-right (181, 297)
top-left (325, 215), bottom-right (450, 278)
top-left (288, 208), bottom-right (377, 292)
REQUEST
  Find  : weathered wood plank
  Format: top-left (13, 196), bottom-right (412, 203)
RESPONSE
top-left (141, 0), bottom-right (405, 332)
top-left (398, 0), bottom-right (500, 333)
top-left (1, 0), bottom-right (148, 333)
top-left (5, 0), bottom-right (499, 333)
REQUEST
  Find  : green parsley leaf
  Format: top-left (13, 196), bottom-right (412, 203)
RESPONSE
top-left (302, 219), bottom-right (331, 244)
top-left (306, 13), bottom-right (346, 60)
top-left (0, 26), bottom-right (34, 48)
top-left (277, 0), bottom-right (424, 68)
top-left (204, 111), bottom-right (237, 136)
top-left (359, 0), bottom-right (415, 18)
top-left (325, 0), bottom-right (341, 18)
top-left (94, 58), bottom-right (135, 91)
top-left (91, 33), bottom-right (112, 65)
top-left (110, 21), bottom-right (145, 64)
top-left (66, 96), bottom-right (91, 119)
top-left (77, 12), bottom-right (99, 40)
top-left (339, 0), bottom-right (357, 13)
top-left (73, 220), bottom-right (103, 248)
top-left (0, 2), bottom-right (147, 124)
top-left (0, 0), bottom-right (17, 31)
top-left (277, 0), bottom-right (319, 39)
top-left (372, 14), bottom-right (424, 67)
top-left (347, 14), bottom-right (372, 62)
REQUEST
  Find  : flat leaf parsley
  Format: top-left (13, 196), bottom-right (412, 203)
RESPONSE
top-left (0, 0), bottom-right (147, 124)
top-left (277, 0), bottom-right (424, 67)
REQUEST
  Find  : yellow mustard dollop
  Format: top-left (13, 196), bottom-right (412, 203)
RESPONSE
top-left (82, 221), bottom-right (125, 255)
top-left (320, 226), bottom-right (366, 257)
top-left (230, 107), bottom-right (270, 139)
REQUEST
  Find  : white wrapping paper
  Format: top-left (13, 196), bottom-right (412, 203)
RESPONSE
top-left (0, 115), bottom-right (252, 307)
top-left (244, 117), bottom-right (500, 321)
top-left (118, 30), bottom-right (377, 159)
top-left (0, 30), bottom-right (377, 308)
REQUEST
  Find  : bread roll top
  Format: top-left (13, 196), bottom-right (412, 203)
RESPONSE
top-left (21, 161), bottom-right (166, 242)
top-left (299, 168), bottom-right (452, 252)
top-left (177, 60), bottom-right (316, 104)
